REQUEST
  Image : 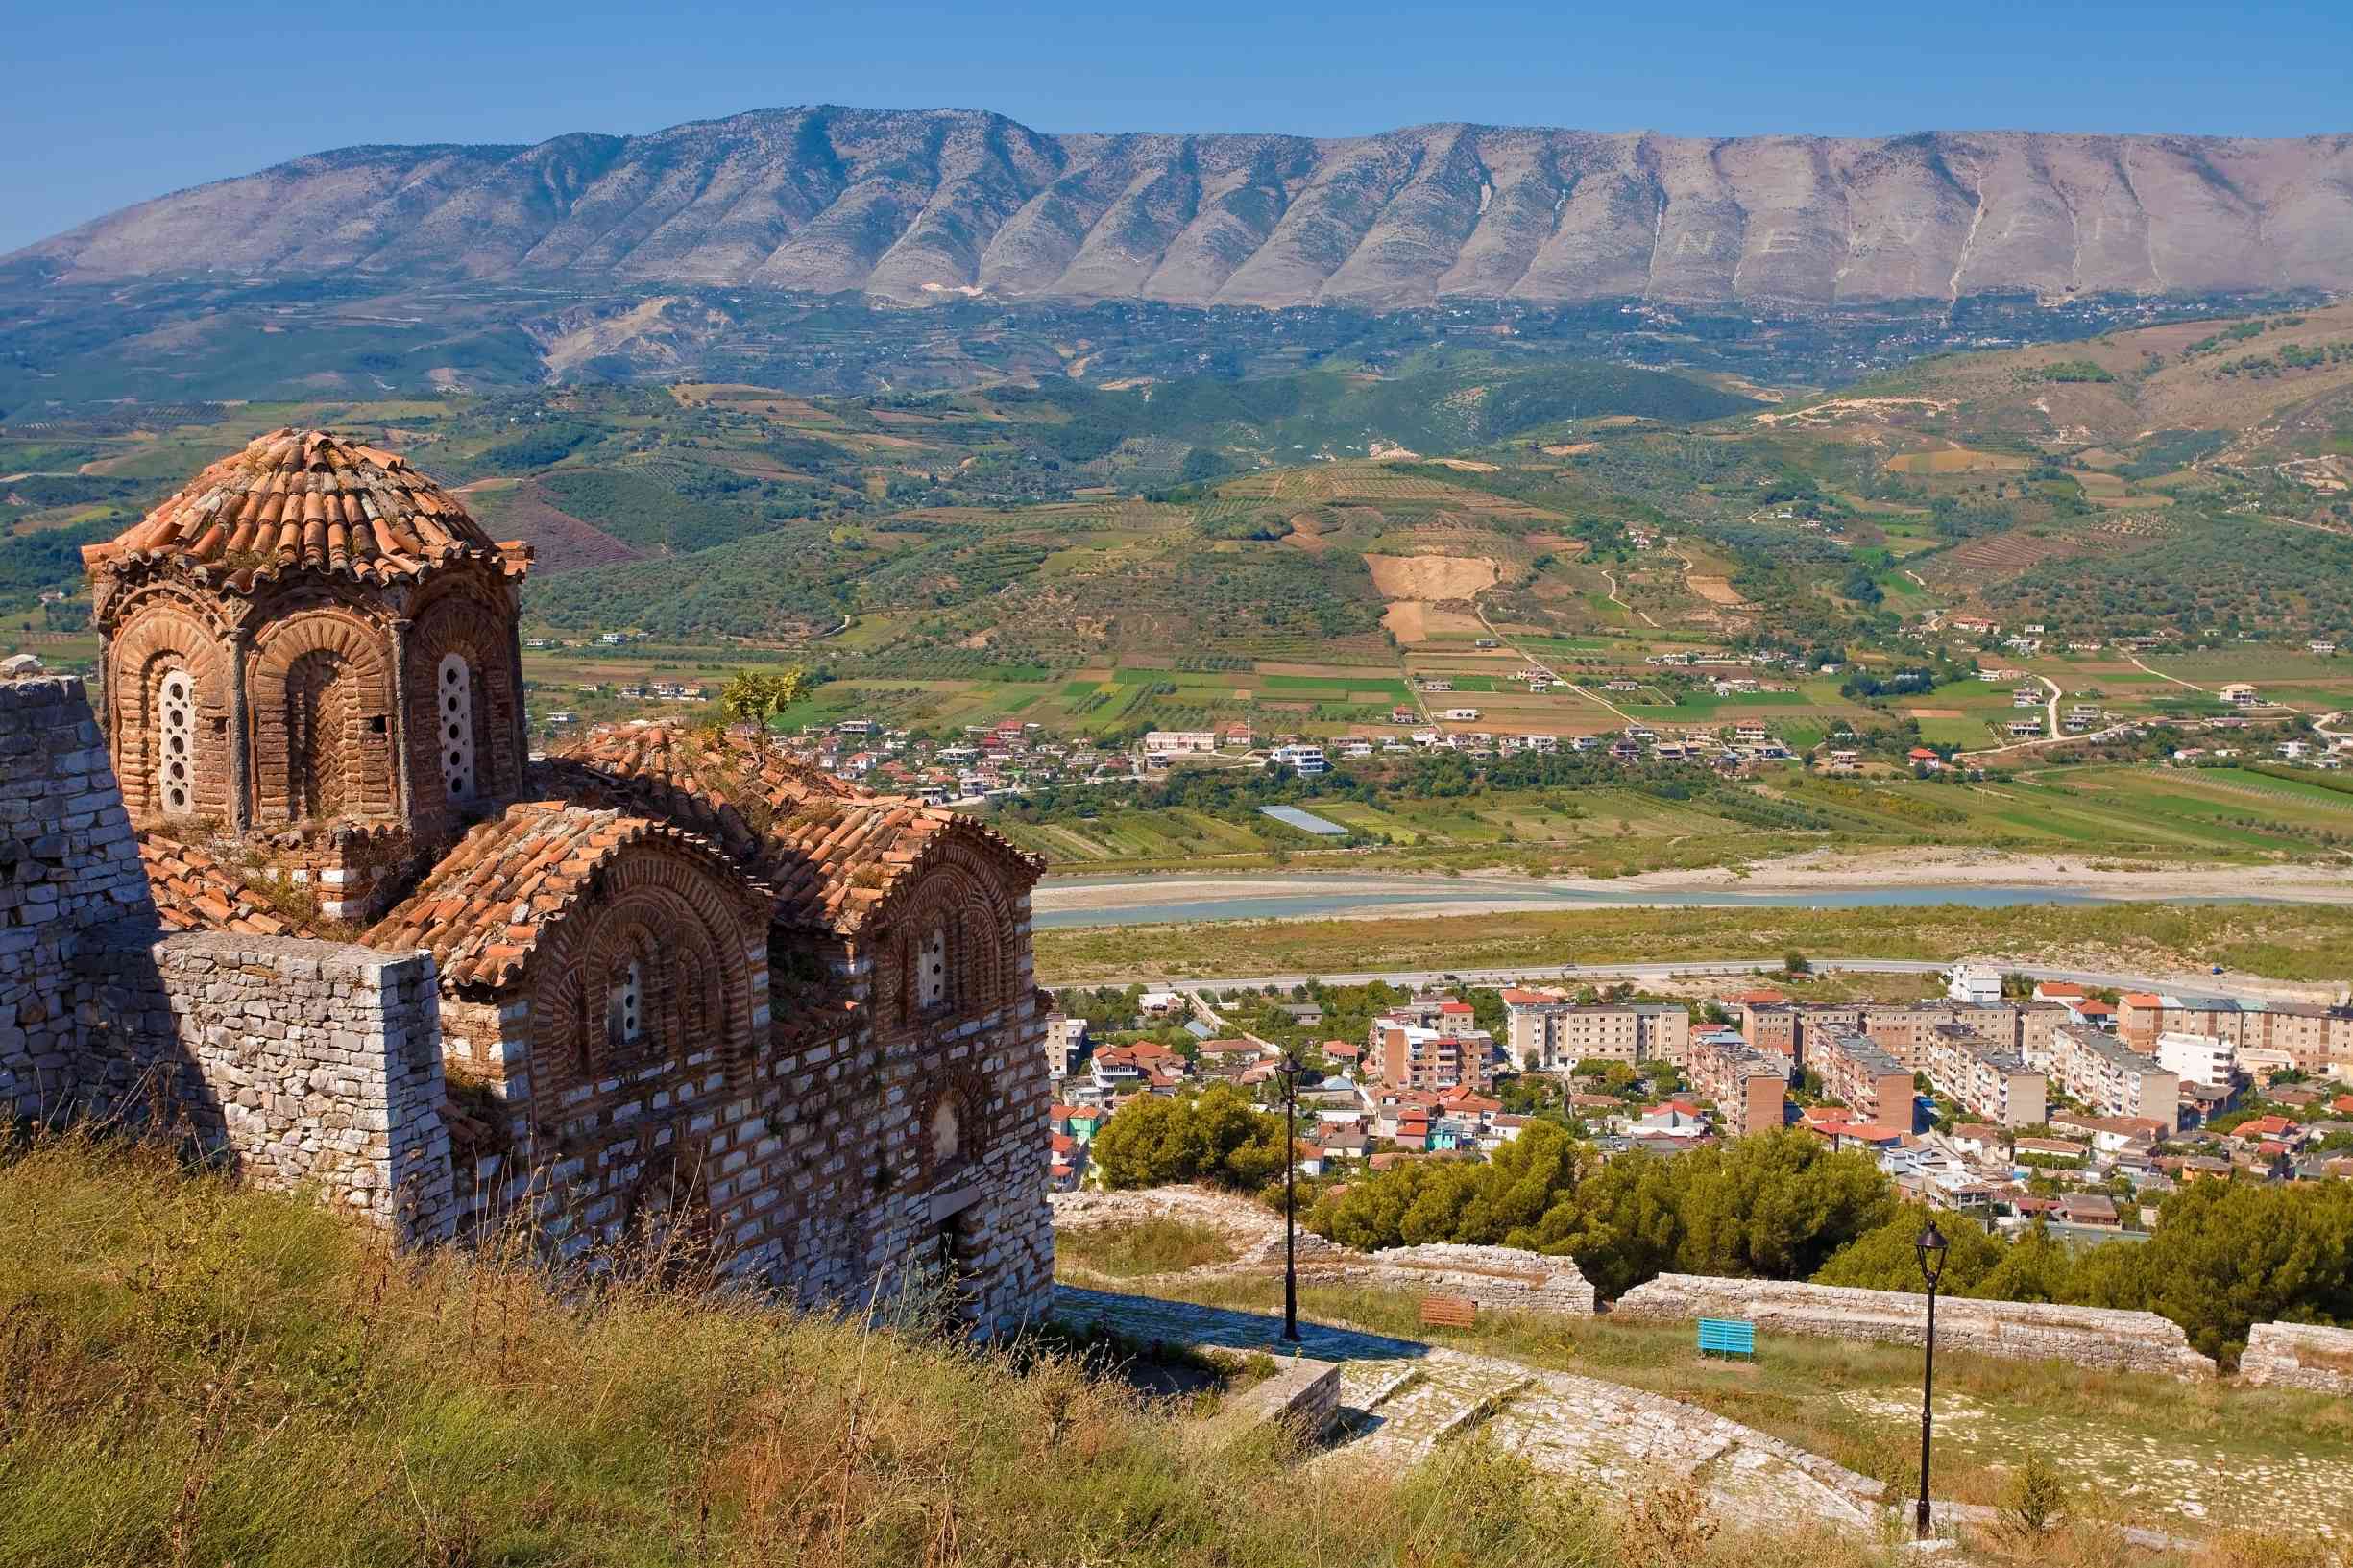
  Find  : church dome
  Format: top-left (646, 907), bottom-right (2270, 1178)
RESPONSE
top-left (84, 428), bottom-right (522, 589)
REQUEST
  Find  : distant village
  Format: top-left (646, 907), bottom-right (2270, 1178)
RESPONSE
top-left (525, 652), bottom-right (2346, 812)
top-left (1040, 965), bottom-right (2353, 1239)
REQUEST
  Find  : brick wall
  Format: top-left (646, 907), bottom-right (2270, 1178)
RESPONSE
top-left (1612, 1274), bottom-right (2217, 1378)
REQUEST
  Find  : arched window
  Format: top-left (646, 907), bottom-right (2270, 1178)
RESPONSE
top-left (929, 1098), bottom-right (962, 1166)
top-left (437, 652), bottom-right (475, 803)
top-left (916, 926), bottom-right (948, 1010)
top-left (609, 959), bottom-right (643, 1047)
top-left (157, 669), bottom-right (196, 816)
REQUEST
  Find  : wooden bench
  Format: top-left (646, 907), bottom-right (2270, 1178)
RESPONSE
top-left (1697, 1316), bottom-right (1758, 1360)
top-left (1419, 1292), bottom-right (1478, 1330)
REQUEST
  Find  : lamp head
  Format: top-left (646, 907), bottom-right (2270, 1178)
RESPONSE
top-left (1916, 1219), bottom-right (1950, 1288)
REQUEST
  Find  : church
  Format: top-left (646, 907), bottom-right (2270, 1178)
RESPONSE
top-left (36, 427), bottom-right (1051, 1333)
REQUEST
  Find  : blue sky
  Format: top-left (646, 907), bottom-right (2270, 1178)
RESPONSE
top-left (5, 0), bottom-right (2350, 253)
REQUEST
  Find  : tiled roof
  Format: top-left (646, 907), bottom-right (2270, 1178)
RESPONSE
top-left (361, 803), bottom-right (763, 991)
top-left (541, 724), bottom-right (1042, 932)
top-left (84, 429), bottom-right (527, 590)
top-left (138, 832), bottom-right (320, 939)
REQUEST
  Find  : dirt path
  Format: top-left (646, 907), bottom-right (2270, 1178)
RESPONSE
top-left (2128, 653), bottom-right (2207, 692)
top-left (1599, 568), bottom-right (1659, 628)
top-left (1472, 601), bottom-right (1638, 722)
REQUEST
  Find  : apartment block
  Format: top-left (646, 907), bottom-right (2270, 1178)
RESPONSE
top-left (2048, 1024), bottom-right (2180, 1126)
top-left (2155, 1030), bottom-right (2236, 1090)
top-left (1500, 990), bottom-right (1690, 1069)
top-left (1816, 1030), bottom-right (1919, 1130)
top-left (2119, 992), bottom-right (2353, 1077)
top-left (1686, 1031), bottom-right (1792, 1138)
top-left (1374, 1022), bottom-right (1498, 1095)
top-left (1043, 1013), bottom-right (1088, 1080)
top-left (1921, 1025), bottom-right (2046, 1129)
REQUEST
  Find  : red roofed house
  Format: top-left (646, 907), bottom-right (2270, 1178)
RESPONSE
top-left (50, 429), bottom-right (1054, 1338)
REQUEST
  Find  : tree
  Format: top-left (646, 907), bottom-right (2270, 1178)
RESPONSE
top-left (1088, 1086), bottom-right (1285, 1193)
top-left (1783, 952), bottom-right (1811, 976)
top-left (1812, 1204), bottom-right (2005, 1294)
top-left (718, 667), bottom-right (813, 750)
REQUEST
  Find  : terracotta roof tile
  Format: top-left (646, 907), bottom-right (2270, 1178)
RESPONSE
top-left (137, 832), bottom-right (320, 939)
top-left (84, 428), bottom-right (529, 590)
top-left (359, 803), bottom-right (764, 992)
top-left (538, 724), bottom-right (1043, 933)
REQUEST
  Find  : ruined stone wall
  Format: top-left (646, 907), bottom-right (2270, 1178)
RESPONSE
top-left (4, 672), bottom-right (457, 1241)
top-left (2239, 1322), bottom-right (2353, 1392)
top-left (1306, 1242), bottom-right (1597, 1316)
top-left (97, 931), bottom-right (458, 1240)
top-left (0, 675), bottom-right (158, 1119)
top-left (1612, 1274), bottom-right (2217, 1378)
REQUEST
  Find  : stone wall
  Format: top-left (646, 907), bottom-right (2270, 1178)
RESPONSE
top-left (1304, 1242), bottom-right (1597, 1317)
top-left (1612, 1274), bottom-right (2217, 1378)
top-left (1195, 1355), bottom-right (1342, 1452)
top-left (2239, 1322), bottom-right (2353, 1392)
top-left (128, 931), bottom-right (456, 1238)
top-left (1050, 1187), bottom-right (1593, 1318)
top-left (4, 672), bottom-right (459, 1243)
top-left (0, 676), bottom-right (158, 1120)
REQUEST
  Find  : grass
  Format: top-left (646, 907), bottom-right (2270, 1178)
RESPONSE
top-left (1118, 1272), bottom-right (2353, 1544)
top-left (1034, 900), bottom-right (2353, 984)
top-left (0, 1128), bottom-right (1955, 1568)
top-left (1055, 1217), bottom-right (1241, 1278)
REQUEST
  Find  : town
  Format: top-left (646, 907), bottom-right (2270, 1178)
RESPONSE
top-left (1040, 962), bottom-right (2353, 1232)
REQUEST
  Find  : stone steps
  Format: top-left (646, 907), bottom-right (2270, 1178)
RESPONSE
top-left (1325, 1354), bottom-right (1533, 1461)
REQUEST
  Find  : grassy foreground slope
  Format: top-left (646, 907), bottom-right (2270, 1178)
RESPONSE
top-left (2, 1132), bottom-right (1893, 1568)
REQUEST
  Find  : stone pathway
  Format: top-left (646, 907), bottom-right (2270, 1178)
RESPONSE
top-left (1054, 1286), bottom-right (1886, 1532)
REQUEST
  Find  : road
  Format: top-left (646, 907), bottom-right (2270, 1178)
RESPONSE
top-left (1472, 600), bottom-right (1638, 722)
top-left (1041, 955), bottom-right (2314, 1001)
top-left (2127, 653), bottom-right (2207, 693)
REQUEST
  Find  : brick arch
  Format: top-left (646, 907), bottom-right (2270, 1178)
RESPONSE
top-left (107, 598), bottom-right (232, 821)
top-left (883, 846), bottom-right (1020, 1024)
top-left (914, 1067), bottom-right (991, 1182)
top-left (246, 610), bottom-right (396, 824)
top-left (405, 584), bottom-right (522, 811)
top-left (527, 841), bottom-right (762, 1099)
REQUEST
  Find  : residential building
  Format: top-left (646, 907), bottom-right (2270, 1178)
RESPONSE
top-left (1044, 1014), bottom-right (1088, 1080)
top-left (1686, 1031), bottom-right (1791, 1137)
top-left (1921, 1025), bottom-right (2046, 1129)
top-left (1498, 989), bottom-right (1691, 1069)
top-left (1816, 1031), bottom-right (1918, 1130)
top-left (2046, 1025), bottom-right (2180, 1126)
top-left (1142, 731), bottom-right (1217, 755)
top-left (1372, 1021), bottom-right (1497, 1095)
top-left (1946, 962), bottom-right (2003, 1006)
top-left (2155, 1031), bottom-right (2236, 1090)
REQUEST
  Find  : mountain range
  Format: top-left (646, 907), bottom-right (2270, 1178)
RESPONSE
top-left (12, 107), bottom-right (2353, 310)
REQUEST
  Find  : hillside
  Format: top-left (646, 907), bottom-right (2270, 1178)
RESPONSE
top-left (13, 107), bottom-right (2353, 309)
top-left (0, 1130), bottom-right (1927, 1568)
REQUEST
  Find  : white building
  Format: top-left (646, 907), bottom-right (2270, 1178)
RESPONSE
top-left (2156, 1030), bottom-right (2237, 1090)
top-left (1946, 962), bottom-right (2003, 1006)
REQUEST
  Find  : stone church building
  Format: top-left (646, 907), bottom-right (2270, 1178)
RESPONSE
top-left (2, 428), bottom-right (1051, 1334)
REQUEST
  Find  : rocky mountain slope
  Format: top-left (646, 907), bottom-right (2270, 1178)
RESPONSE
top-left (13, 108), bottom-right (2353, 309)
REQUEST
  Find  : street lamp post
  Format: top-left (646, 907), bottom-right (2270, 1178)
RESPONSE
top-left (1280, 1048), bottom-right (1308, 1341)
top-left (1914, 1218), bottom-right (1950, 1541)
